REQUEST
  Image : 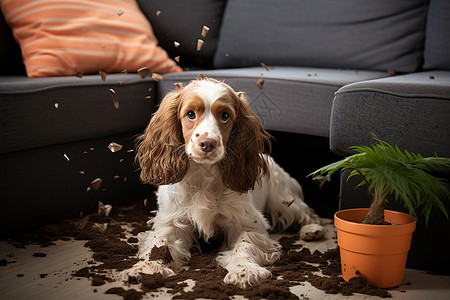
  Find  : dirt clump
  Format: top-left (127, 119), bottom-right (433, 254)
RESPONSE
top-left (149, 245), bottom-right (173, 264)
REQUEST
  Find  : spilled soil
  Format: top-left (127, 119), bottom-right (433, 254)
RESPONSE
top-left (2, 196), bottom-right (392, 299)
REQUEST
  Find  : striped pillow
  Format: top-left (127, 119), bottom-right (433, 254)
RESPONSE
top-left (0, 0), bottom-right (181, 77)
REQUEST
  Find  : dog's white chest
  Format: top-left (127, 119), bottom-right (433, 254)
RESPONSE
top-left (184, 178), bottom-right (228, 238)
top-left (191, 181), bottom-right (222, 212)
top-left (182, 164), bottom-right (223, 209)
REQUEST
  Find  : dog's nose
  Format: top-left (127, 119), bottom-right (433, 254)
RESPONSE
top-left (198, 138), bottom-right (217, 153)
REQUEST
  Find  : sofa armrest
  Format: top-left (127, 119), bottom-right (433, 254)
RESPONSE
top-left (330, 71), bottom-right (450, 158)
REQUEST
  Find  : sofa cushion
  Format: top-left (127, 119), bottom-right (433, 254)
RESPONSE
top-left (0, 74), bottom-right (156, 154)
top-left (0, 0), bottom-right (181, 77)
top-left (423, 0), bottom-right (450, 70)
top-left (214, 0), bottom-right (427, 73)
top-left (137, 0), bottom-right (226, 68)
top-left (330, 71), bottom-right (450, 158)
top-left (160, 66), bottom-right (387, 137)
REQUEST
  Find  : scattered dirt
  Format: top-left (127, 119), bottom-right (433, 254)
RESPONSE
top-left (106, 287), bottom-right (143, 300)
top-left (2, 196), bottom-right (392, 299)
top-left (32, 252), bottom-right (47, 257)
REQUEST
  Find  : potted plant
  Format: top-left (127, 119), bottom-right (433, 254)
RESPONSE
top-left (309, 137), bottom-right (450, 288)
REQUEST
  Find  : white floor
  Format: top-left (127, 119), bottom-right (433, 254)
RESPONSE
top-left (0, 223), bottom-right (449, 300)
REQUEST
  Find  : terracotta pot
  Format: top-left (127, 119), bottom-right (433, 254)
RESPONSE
top-left (334, 208), bottom-right (416, 288)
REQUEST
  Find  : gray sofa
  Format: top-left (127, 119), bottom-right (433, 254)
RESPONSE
top-left (1, 0), bottom-right (449, 271)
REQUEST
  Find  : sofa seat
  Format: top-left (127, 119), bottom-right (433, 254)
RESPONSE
top-left (0, 73), bottom-right (156, 155)
top-left (330, 70), bottom-right (450, 158)
top-left (161, 67), bottom-right (388, 137)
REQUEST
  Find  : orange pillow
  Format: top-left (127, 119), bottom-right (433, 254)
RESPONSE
top-left (0, 0), bottom-right (182, 77)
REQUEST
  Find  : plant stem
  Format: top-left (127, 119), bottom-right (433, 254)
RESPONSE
top-left (362, 184), bottom-right (390, 225)
top-left (355, 169), bottom-right (370, 187)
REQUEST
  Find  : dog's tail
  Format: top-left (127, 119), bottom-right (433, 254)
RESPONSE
top-left (263, 158), bottom-right (321, 232)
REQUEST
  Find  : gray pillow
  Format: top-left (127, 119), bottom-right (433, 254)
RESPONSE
top-left (214, 0), bottom-right (427, 73)
top-left (137, 0), bottom-right (226, 68)
top-left (423, 0), bottom-right (450, 70)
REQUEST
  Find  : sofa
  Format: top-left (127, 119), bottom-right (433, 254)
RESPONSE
top-left (1, 0), bottom-right (449, 271)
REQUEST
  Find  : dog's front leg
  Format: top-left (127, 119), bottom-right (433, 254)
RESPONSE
top-left (217, 231), bottom-right (281, 288)
top-left (122, 217), bottom-right (193, 281)
top-left (216, 203), bottom-right (282, 289)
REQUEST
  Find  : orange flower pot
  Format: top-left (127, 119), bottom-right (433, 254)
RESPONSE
top-left (334, 208), bottom-right (416, 288)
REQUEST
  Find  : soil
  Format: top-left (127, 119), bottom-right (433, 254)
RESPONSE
top-left (149, 245), bottom-right (173, 264)
top-left (2, 196), bottom-right (392, 299)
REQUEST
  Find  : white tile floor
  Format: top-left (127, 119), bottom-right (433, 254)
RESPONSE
top-left (0, 223), bottom-right (449, 300)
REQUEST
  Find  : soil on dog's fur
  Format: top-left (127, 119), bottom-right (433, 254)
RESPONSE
top-left (3, 196), bottom-right (392, 299)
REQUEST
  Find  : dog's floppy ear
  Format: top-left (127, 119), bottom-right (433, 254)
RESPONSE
top-left (136, 90), bottom-right (189, 186)
top-left (219, 91), bottom-right (271, 193)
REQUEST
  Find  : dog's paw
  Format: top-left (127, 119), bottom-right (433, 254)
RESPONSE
top-left (223, 263), bottom-right (271, 288)
top-left (300, 223), bottom-right (324, 241)
top-left (120, 260), bottom-right (175, 282)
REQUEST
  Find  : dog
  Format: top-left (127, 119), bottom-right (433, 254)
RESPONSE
top-left (123, 78), bottom-right (323, 288)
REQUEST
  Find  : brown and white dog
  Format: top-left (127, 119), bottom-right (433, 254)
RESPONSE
top-left (123, 78), bottom-right (323, 288)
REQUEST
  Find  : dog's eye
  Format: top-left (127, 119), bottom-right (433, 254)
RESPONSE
top-left (186, 110), bottom-right (196, 121)
top-left (220, 112), bottom-right (230, 123)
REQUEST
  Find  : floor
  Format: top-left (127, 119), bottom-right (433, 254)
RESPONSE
top-left (1, 221), bottom-right (449, 300)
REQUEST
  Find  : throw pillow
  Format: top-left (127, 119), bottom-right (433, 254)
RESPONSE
top-left (214, 0), bottom-right (428, 73)
top-left (0, 0), bottom-right (181, 77)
